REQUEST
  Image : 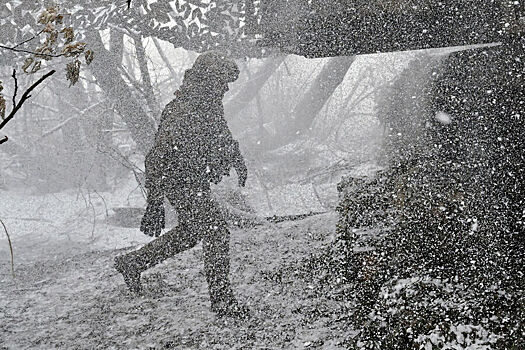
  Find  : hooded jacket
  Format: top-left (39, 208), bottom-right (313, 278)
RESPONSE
top-left (144, 52), bottom-right (243, 201)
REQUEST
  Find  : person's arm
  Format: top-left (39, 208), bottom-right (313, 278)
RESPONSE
top-left (229, 139), bottom-right (247, 187)
top-left (145, 101), bottom-right (179, 201)
top-left (144, 137), bottom-right (167, 202)
top-left (216, 118), bottom-right (247, 187)
top-left (140, 108), bottom-right (175, 237)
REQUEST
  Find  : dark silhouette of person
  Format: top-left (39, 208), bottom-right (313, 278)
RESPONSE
top-left (115, 51), bottom-right (249, 318)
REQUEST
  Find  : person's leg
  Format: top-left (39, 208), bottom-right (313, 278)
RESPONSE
top-left (198, 195), bottom-right (248, 317)
top-left (115, 188), bottom-right (201, 293)
top-left (203, 224), bottom-right (234, 306)
top-left (115, 223), bottom-right (201, 293)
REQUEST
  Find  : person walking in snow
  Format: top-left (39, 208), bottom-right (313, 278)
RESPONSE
top-left (115, 51), bottom-right (248, 318)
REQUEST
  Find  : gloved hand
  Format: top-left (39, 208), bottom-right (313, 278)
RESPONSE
top-left (140, 200), bottom-right (165, 237)
top-left (234, 160), bottom-right (248, 187)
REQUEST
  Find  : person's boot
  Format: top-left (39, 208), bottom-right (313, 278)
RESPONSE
top-left (212, 301), bottom-right (251, 319)
top-left (114, 254), bottom-right (143, 294)
top-left (210, 290), bottom-right (251, 319)
top-left (114, 224), bottom-right (201, 294)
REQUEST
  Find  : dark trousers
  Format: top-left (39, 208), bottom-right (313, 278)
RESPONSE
top-left (127, 184), bottom-right (234, 305)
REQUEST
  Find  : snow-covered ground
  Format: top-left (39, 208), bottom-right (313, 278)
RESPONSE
top-left (0, 177), bottom-right (351, 349)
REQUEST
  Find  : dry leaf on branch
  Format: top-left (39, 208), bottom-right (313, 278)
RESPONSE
top-left (62, 42), bottom-right (86, 57)
top-left (66, 60), bottom-right (81, 86)
top-left (43, 22), bottom-right (56, 33)
top-left (16, 6), bottom-right (93, 85)
top-left (0, 99), bottom-right (5, 120)
top-left (46, 31), bottom-right (59, 47)
top-left (37, 11), bottom-right (52, 25)
top-left (22, 58), bottom-right (34, 73)
top-left (30, 61), bottom-right (42, 74)
top-left (35, 46), bottom-right (54, 60)
top-left (0, 86), bottom-right (5, 120)
top-left (61, 27), bottom-right (75, 44)
top-left (84, 50), bottom-right (94, 65)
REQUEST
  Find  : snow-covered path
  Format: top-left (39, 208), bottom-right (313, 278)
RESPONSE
top-left (1, 212), bottom-right (348, 349)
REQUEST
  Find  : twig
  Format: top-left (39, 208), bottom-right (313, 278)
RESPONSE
top-left (41, 116), bottom-right (77, 137)
top-left (76, 162), bottom-right (94, 202)
top-left (266, 211), bottom-right (327, 224)
top-left (0, 44), bottom-right (82, 58)
top-left (76, 187), bottom-right (97, 240)
top-left (1, 216), bottom-right (53, 223)
top-left (77, 185), bottom-right (88, 207)
top-left (96, 144), bottom-right (147, 198)
top-left (0, 219), bottom-right (15, 278)
top-left (93, 190), bottom-right (109, 218)
top-left (128, 165), bottom-right (146, 199)
top-left (126, 182), bottom-right (145, 204)
top-left (298, 159), bottom-right (352, 184)
top-left (11, 69), bottom-right (18, 108)
top-left (312, 183), bottom-right (330, 210)
top-left (12, 29), bottom-right (45, 49)
top-left (100, 128), bottom-right (130, 133)
top-left (87, 190), bottom-right (96, 240)
top-left (97, 144), bottom-right (145, 175)
top-left (152, 37), bottom-right (179, 81)
top-left (119, 66), bottom-right (149, 100)
top-left (254, 170), bottom-right (273, 212)
top-left (28, 101), bottom-right (59, 113)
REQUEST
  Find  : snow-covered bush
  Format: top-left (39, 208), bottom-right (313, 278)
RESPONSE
top-left (335, 38), bottom-right (524, 349)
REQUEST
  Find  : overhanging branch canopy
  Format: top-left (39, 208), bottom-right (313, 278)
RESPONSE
top-left (1, 1), bottom-right (517, 60)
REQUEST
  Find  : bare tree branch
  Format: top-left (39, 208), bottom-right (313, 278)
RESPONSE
top-left (41, 116), bottom-right (78, 137)
top-left (0, 70), bottom-right (56, 139)
top-left (11, 69), bottom-right (18, 108)
top-left (12, 29), bottom-right (45, 49)
top-left (0, 44), bottom-right (82, 58)
top-left (29, 101), bottom-right (60, 113)
top-left (133, 35), bottom-right (160, 118)
top-left (152, 38), bottom-right (179, 81)
top-left (0, 218), bottom-right (15, 278)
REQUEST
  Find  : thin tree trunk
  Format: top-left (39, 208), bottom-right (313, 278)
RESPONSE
top-left (268, 55), bottom-right (355, 148)
top-left (289, 55), bottom-right (355, 135)
top-left (152, 38), bottom-right (179, 82)
top-left (85, 30), bottom-right (156, 153)
top-left (109, 29), bottom-right (124, 65)
top-left (224, 56), bottom-right (286, 118)
top-left (83, 69), bottom-right (113, 190)
top-left (244, 0), bottom-right (257, 34)
top-left (133, 36), bottom-right (160, 120)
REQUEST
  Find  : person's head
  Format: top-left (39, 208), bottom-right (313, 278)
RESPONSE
top-left (192, 51), bottom-right (240, 83)
top-left (181, 51), bottom-right (240, 97)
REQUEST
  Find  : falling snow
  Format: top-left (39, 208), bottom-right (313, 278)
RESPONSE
top-left (1, 1), bottom-right (524, 349)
